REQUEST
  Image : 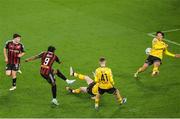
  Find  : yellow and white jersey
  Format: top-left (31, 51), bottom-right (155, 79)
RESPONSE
top-left (150, 38), bottom-right (175, 59)
top-left (94, 67), bottom-right (114, 89)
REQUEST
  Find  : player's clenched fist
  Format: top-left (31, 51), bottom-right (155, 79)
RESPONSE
top-left (175, 54), bottom-right (180, 58)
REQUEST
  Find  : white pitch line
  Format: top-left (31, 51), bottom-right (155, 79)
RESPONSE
top-left (149, 29), bottom-right (180, 34)
top-left (147, 29), bottom-right (180, 46)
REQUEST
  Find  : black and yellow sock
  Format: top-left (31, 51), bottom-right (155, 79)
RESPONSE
top-left (153, 66), bottom-right (159, 73)
top-left (114, 89), bottom-right (123, 104)
top-left (95, 97), bottom-right (99, 106)
top-left (117, 97), bottom-right (123, 104)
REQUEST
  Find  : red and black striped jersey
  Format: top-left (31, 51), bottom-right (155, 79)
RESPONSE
top-left (5, 40), bottom-right (25, 64)
top-left (38, 51), bottom-right (60, 75)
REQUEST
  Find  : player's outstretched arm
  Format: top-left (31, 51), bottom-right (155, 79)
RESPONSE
top-left (18, 52), bottom-right (25, 58)
top-left (25, 52), bottom-right (44, 62)
top-left (25, 55), bottom-right (41, 62)
top-left (164, 49), bottom-right (175, 57)
top-left (3, 48), bottom-right (8, 63)
top-left (164, 49), bottom-right (180, 58)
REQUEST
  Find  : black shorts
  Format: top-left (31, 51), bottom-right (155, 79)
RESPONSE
top-left (145, 55), bottom-right (162, 66)
top-left (6, 64), bottom-right (19, 71)
top-left (41, 72), bottom-right (56, 84)
top-left (98, 87), bottom-right (116, 95)
top-left (87, 82), bottom-right (96, 96)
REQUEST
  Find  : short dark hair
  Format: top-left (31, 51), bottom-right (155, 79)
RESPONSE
top-left (99, 57), bottom-right (106, 62)
top-left (48, 46), bottom-right (56, 52)
top-left (13, 34), bottom-right (21, 39)
top-left (156, 31), bottom-right (164, 37)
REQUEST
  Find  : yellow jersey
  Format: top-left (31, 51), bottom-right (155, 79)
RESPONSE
top-left (150, 38), bottom-right (175, 59)
top-left (94, 67), bottom-right (114, 89)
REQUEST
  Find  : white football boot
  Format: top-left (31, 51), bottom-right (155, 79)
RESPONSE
top-left (95, 103), bottom-right (99, 110)
top-left (51, 99), bottom-right (59, 106)
top-left (9, 86), bottom-right (16, 91)
top-left (66, 79), bottom-right (75, 84)
top-left (152, 71), bottom-right (159, 77)
top-left (70, 66), bottom-right (74, 76)
top-left (134, 72), bottom-right (139, 78)
top-left (121, 97), bottom-right (127, 104)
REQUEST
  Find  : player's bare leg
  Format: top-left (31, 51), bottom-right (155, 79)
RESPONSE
top-left (113, 89), bottom-right (127, 105)
top-left (152, 61), bottom-right (160, 76)
top-left (134, 63), bottom-right (149, 78)
top-left (9, 71), bottom-right (17, 91)
top-left (53, 69), bottom-right (75, 84)
top-left (70, 67), bottom-right (93, 85)
top-left (6, 70), bottom-right (12, 77)
top-left (95, 93), bottom-right (100, 110)
top-left (66, 86), bottom-right (87, 94)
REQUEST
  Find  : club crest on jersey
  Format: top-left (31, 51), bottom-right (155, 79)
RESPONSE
top-left (16, 45), bottom-right (21, 49)
top-left (47, 54), bottom-right (53, 57)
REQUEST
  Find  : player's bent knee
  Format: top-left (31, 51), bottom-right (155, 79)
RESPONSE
top-left (84, 76), bottom-right (90, 80)
top-left (12, 70), bottom-right (17, 75)
top-left (51, 82), bottom-right (56, 86)
top-left (84, 75), bottom-right (89, 79)
top-left (113, 88), bottom-right (119, 95)
top-left (96, 93), bottom-right (100, 97)
top-left (6, 70), bottom-right (12, 76)
top-left (79, 87), bottom-right (86, 93)
top-left (12, 74), bottom-right (17, 79)
top-left (155, 63), bottom-right (160, 67)
top-left (115, 89), bottom-right (119, 93)
top-left (142, 63), bottom-right (149, 69)
top-left (53, 70), bottom-right (57, 74)
top-left (12, 73), bottom-right (17, 78)
top-left (6, 72), bottom-right (11, 76)
top-left (84, 76), bottom-right (93, 84)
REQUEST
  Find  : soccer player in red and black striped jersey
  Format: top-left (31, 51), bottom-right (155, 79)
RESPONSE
top-left (25, 46), bottom-right (75, 105)
top-left (3, 34), bottom-right (25, 91)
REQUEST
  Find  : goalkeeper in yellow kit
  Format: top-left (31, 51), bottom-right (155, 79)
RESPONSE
top-left (134, 31), bottom-right (180, 78)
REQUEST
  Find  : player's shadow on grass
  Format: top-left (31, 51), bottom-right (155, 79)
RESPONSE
top-left (135, 80), bottom-right (180, 93)
top-left (66, 92), bottom-right (89, 99)
top-left (109, 105), bottom-right (127, 118)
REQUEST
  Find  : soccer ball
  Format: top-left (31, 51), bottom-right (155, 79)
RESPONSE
top-left (145, 48), bottom-right (151, 55)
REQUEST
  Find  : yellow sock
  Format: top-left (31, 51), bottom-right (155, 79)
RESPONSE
top-left (153, 66), bottom-right (159, 73)
top-left (115, 93), bottom-right (122, 104)
top-left (74, 73), bottom-right (85, 80)
top-left (117, 97), bottom-right (123, 104)
top-left (72, 89), bottom-right (81, 94)
top-left (95, 98), bottom-right (99, 106)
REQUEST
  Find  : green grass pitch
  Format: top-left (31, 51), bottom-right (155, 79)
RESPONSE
top-left (0, 0), bottom-right (180, 118)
